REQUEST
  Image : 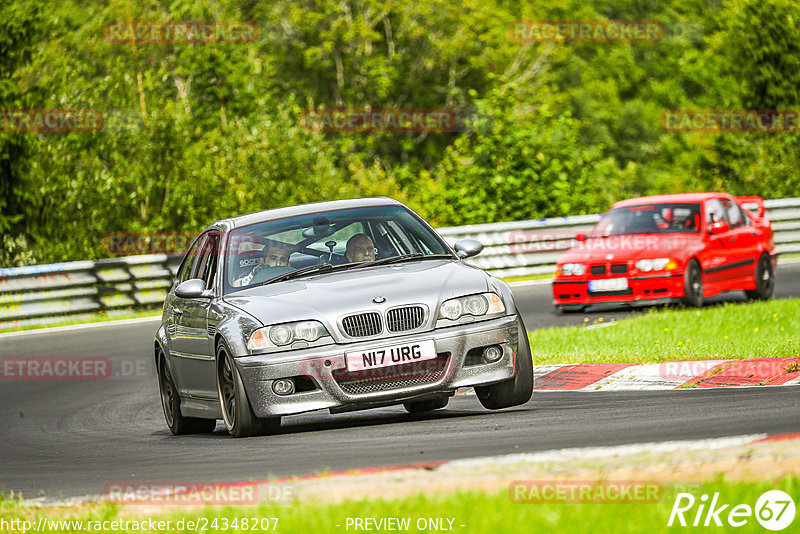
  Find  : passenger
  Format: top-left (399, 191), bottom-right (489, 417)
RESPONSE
top-left (233, 242), bottom-right (291, 287)
top-left (345, 233), bottom-right (376, 263)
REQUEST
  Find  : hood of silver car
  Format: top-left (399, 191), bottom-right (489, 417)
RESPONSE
top-left (223, 259), bottom-right (490, 328)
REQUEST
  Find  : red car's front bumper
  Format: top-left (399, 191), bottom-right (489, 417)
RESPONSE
top-left (552, 271), bottom-right (685, 310)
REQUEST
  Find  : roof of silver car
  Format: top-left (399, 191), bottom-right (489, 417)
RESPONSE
top-left (223, 197), bottom-right (403, 229)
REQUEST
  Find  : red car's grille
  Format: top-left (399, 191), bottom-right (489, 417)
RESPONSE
top-left (610, 263), bottom-right (628, 274)
top-left (589, 263), bottom-right (628, 276)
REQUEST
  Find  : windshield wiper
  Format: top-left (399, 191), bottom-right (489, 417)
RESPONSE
top-left (352, 253), bottom-right (452, 269)
top-left (257, 262), bottom-right (360, 286)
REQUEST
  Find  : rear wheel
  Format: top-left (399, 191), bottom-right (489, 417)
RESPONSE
top-left (475, 313), bottom-right (533, 410)
top-left (157, 350), bottom-right (216, 435)
top-left (682, 259), bottom-right (704, 307)
top-left (216, 342), bottom-right (280, 438)
top-left (403, 397), bottom-right (449, 414)
top-left (745, 254), bottom-right (774, 300)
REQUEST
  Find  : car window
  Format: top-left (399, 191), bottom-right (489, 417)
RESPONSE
top-left (706, 199), bottom-right (729, 226)
top-left (306, 222), bottom-right (365, 254)
top-left (223, 205), bottom-right (452, 293)
top-left (723, 200), bottom-right (749, 229)
top-left (590, 203), bottom-right (701, 237)
top-left (193, 233), bottom-right (219, 290)
top-left (175, 235), bottom-right (203, 287)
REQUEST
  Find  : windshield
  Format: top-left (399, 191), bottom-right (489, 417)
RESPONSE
top-left (590, 202), bottom-right (702, 238)
top-left (223, 205), bottom-right (453, 293)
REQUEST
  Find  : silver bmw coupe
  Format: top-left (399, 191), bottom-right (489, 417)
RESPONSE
top-left (155, 198), bottom-right (532, 437)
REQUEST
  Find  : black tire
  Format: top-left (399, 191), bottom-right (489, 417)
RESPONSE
top-left (745, 254), bottom-right (775, 300)
top-left (157, 351), bottom-right (216, 435)
top-left (475, 313), bottom-right (534, 410)
top-left (403, 396), bottom-right (449, 414)
top-left (681, 259), bottom-right (704, 307)
top-left (216, 342), bottom-right (280, 438)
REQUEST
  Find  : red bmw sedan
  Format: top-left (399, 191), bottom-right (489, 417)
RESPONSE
top-left (552, 193), bottom-right (777, 311)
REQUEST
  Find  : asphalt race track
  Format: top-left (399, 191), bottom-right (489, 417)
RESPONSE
top-left (1, 261), bottom-right (799, 500)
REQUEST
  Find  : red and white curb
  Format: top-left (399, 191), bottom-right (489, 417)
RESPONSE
top-left (533, 358), bottom-right (800, 391)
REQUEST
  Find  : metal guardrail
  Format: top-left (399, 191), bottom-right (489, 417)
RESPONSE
top-left (0, 255), bottom-right (182, 329)
top-left (2, 198), bottom-right (799, 329)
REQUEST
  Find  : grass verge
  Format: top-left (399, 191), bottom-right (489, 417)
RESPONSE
top-left (1, 477), bottom-right (796, 533)
top-left (528, 299), bottom-right (800, 364)
top-left (499, 272), bottom-right (554, 284)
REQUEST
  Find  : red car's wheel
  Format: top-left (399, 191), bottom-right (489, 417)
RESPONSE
top-left (682, 259), bottom-right (704, 307)
top-left (745, 254), bottom-right (775, 300)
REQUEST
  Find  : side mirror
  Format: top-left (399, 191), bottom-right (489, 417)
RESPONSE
top-left (453, 239), bottom-right (484, 259)
top-left (175, 278), bottom-right (211, 299)
top-left (574, 232), bottom-right (587, 242)
top-left (709, 221), bottom-right (730, 235)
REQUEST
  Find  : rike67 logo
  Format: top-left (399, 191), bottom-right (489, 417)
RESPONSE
top-left (668, 490), bottom-right (795, 530)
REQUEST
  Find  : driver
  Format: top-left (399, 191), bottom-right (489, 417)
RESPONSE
top-left (233, 241), bottom-right (291, 287)
top-left (345, 233), bottom-right (376, 263)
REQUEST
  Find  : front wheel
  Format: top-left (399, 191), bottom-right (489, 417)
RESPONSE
top-left (475, 313), bottom-right (533, 410)
top-left (158, 351), bottom-right (216, 435)
top-left (682, 260), bottom-right (704, 307)
top-left (745, 254), bottom-right (774, 300)
top-left (216, 342), bottom-right (280, 438)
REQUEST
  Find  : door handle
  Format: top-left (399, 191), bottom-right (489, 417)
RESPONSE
top-left (173, 308), bottom-right (183, 316)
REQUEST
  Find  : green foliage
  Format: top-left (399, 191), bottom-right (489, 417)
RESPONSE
top-left (2, 0), bottom-right (799, 265)
top-left (422, 88), bottom-right (635, 225)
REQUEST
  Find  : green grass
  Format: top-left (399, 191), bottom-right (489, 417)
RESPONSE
top-left (0, 309), bottom-right (162, 334)
top-left (499, 272), bottom-right (554, 284)
top-left (528, 299), bottom-right (800, 365)
top-left (1, 477), bottom-right (797, 533)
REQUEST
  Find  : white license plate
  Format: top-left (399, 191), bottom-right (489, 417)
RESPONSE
top-left (589, 278), bottom-right (628, 292)
top-left (345, 339), bottom-right (436, 372)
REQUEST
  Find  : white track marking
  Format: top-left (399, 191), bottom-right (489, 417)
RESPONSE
top-left (0, 315), bottom-right (162, 339)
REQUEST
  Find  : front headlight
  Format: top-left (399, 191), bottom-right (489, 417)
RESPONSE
top-left (439, 293), bottom-right (505, 321)
top-left (248, 320), bottom-right (330, 351)
top-left (559, 263), bottom-right (586, 276)
top-left (635, 258), bottom-right (677, 272)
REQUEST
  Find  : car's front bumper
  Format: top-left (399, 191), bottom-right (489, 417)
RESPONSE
top-left (236, 314), bottom-right (520, 417)
top-left (552, 272), bottom-right (685, 308)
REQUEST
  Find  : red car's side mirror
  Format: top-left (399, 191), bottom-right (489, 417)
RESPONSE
top-left (574, 232), bottom-right (587, 242)
top-left (709, 221), bottom-right (730, 235)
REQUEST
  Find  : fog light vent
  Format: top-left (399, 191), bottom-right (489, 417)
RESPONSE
top-left (272, 378), bottom-right (295, 396)
top-left (483, 345), bottom-right (503, 363)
